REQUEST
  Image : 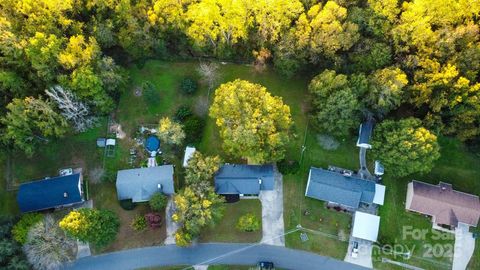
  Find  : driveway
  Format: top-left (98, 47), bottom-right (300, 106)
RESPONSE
top-left (259, 167), bottom-right (285, 246)
top-left (358, 147), bottom-right (372, 179)
top-left (164, 197), bottom-right (180, 245)
top-left (344, 238), bottom-right (373, 269)
top-left (67, 243), bottom-right (370, 270)
top-left (452, 223), bottom-right (476, 270)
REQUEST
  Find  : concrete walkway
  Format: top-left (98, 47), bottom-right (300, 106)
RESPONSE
top-left (453, 223), bottom-right (476, 270)
top-left (259, 167), bottom-right (285, 246)
top-left (164, 197), bottom-right (180, 245)
top-left (67, 243), bottom-right (370, 270)
top-left (75, 200), bottom-right (93, 259)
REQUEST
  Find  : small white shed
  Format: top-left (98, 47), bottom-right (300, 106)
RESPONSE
top-left (183, 146), bottom-right (196, 167)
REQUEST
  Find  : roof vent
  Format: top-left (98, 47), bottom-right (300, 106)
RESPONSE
top-left (64, 192), bottom-right (68, 198)
top-left (157, 184), bottom-right (162, 190)
top-left (258, 179), bottom-right (262, 185)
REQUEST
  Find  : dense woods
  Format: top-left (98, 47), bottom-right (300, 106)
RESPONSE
top-left (0, 0), bottom-right (479, 155)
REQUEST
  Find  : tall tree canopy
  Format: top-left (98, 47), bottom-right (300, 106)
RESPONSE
top-left (372, 118), bottom-right (440, 177)
top-left (209, 79), bottom-right (293, 164)
top-left (308, 70), bottom-right (361, 137)
top-left (1, 97), bottom-right (68, 156)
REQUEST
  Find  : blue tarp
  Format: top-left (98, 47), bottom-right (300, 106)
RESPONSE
top-left (17, 173), bottom-right (83, 213)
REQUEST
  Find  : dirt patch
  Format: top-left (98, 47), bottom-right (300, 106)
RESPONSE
top-left (317, 134), bottom-right (340, 150)
top-left (109, 123), bottom-right (127, 139)
top-left (88, 167), bottom-right (104, 184)
top-left (193, 96), bottom-right (209, 117)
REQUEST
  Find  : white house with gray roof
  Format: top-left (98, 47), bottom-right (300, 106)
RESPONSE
top-left (305, 167), bottom-right (385, 210)
top-left (214, 164), bottom-right (274, 196)
top-left (116, 165), bottom-right (174, 202)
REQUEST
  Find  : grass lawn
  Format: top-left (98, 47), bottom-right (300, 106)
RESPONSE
top-left (91, 182), bottom-right (166, 253)
top-left (282, 133), bottom-right (357, 260)
top-left (374, 136), bottom-right (480, 270)
top-left (200, 199), bottom-right (262, 243)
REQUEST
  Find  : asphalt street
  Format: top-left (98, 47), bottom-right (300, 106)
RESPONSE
top-left (67, 243), bottom-right (370, 270)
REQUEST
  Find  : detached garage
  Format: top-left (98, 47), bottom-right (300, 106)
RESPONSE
top-left (352, 211), bottom-right (380, 242)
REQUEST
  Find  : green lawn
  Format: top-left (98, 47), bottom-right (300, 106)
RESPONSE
top-left (282, 133), bottom-right (358, 260)
top-left (200, 199), bottom-right (262, 243)
top-left (374, 136), bottom-right (480, 270)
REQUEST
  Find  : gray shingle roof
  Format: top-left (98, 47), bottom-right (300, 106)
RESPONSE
top-left (305, 167), bottom-right (376, 208)
top-left (214, 164), bottom-right (274, 195)
top-left (116, 165), bottom-right (174, 202)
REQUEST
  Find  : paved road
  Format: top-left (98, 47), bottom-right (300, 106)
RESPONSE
top-left (66, 243), bottom-right (369, 270)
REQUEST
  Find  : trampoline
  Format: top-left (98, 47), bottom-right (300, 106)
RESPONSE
top-left (145, 136), bottom-right (160, 152)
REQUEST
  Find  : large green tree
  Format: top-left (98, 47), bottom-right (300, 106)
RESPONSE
top-left (308, 70), bottom-right (361, 137)
top-left (1, 97), bottom-right (68, 156)
top-left (210, 79), bottom-right (293, 164)
top-left (372, 118), bottom-right (440, 177)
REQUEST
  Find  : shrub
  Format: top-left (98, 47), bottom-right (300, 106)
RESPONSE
top-left (12, 213), bottom-right (43, 244)
top-left (180, 77), bottom-right (198, 95)
top-left (59, 208), bottom-right (119, 248)
top-left (131, 215), bottom-right (147, 232)
top-left (143, 81), bottom-right (160, 106)
top-left (119, 199), bottom-right (136, 210)
top-left (145, 213), bottom-right (162, 229)
top-left (149, 192), bottom-right (168, 212)
top-left (174, 105), bottom-right (193, 122)
top-left (183, 115), bottom-right (205, 144)
top-left (236, 213), bottom-right (260, 232)
top-left (277, 159), bottom-right (300, 175)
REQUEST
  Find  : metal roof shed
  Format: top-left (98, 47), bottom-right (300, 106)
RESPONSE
top-left (352, 212), bottom-right (380, 242)
top-left (183, 146), bottom-right (196, 167)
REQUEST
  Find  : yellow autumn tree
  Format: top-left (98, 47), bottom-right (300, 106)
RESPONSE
top-left (185, 0), bottom-right (253, 48)
top-left (58, 35), bottom-right (100, 70)
top-left (157, 117), bottom-right (185, 145)
top-left (294, 1), bottom-right (359, 59)
top-left (209, 79), bottom-right (293, 164)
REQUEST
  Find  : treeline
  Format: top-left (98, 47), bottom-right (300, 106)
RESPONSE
top-left (0, 0), bottom-right (479, 155)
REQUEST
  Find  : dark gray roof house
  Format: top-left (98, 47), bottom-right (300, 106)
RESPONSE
top-left (214, 164), bottom-right (274, 195)
top-left (17, 173), bottom-right (84, 213)
top-left (356, 120), bottom-right (374, 149)
top-left (116, 165), bottom-right (174, 202)
top-left (305, 167), bottom-right (385, 209)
